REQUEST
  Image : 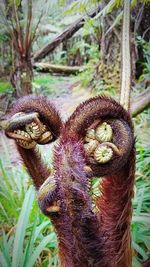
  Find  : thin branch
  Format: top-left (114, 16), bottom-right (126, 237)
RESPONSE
top-left (13, 0), bottom-right (23, 54)
top-left (30, 0), bottom-right (49, 45)
top-left (0, 6), bottom-right (14, 36)
top-left (24, 0), bottom-right (32, 54)
top-left (134, 3), bottom-right (144, 35)
top-left (30, 10), bottom-right (43, 44)
top-left (105, 12), bottom-right (122, 37)
top-left (120, 0), bottom-right (131, 111)
top-left (105, 16), bottom-right (120, 42)
top-left (0, 5), bottom-right (21, 55)
top-left (142, 26), bottom-right (150, 39)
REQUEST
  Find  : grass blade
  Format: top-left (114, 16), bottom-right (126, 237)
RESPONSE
top-left (0, 250), bottom-right (9, 267)
top-left (27, 233), bottom-right (56, 267)
top-left (12, 186), bottom-right (35, 267)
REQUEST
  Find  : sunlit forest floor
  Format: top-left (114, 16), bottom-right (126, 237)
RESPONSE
top-left (0, 73), bottom-right (150, 267)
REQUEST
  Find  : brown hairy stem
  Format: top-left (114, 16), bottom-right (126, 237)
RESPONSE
top-left (53, 136), bottom-right (105, 266)
top-left (4, 95), bottom-right (135, 267)
top-left (7, 95), bottom-right (62, 139)
top-left (5, 95), bottom-right (62, 189)
top-left (17, 146), bottom-right (51, 189)
top-left (65, 96), bottom-right (134, 176)
top-left (97, 149), bottom-right (135, 267)
top-left (64, 96), bottom-right (135, 267)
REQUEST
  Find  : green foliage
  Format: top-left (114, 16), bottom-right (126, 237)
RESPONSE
top-left (57, 0), bottom-right (65, 6)
top-left (33, 74), bottom-right (76, 96)
top-left (131, 110), bottom-right (150, 266)
top-left (64, 0), bottom-right (123, 17)
top-left (0, 81), bottom-right (12, 94)
top-left (64, 1), bottom-right (95, 15)
top-left (32, 74), bottom-right (60, 96)
top-left (0, 157), bottom-right (58, 266)
top-left (33, 75), bottom-right (57, 85)
top-left (52, 50), bottom-right (67, 65)
top-left (7, 0), bottom-right (21, 7)
top-left (79, 66), bottom-right (95, 87)
top-left (136, 36), bottom-right (150, 76)
top-left (70, 41), bottom-right (99, 60)
top-left (0, 161), bottom-right (27, 223)
top-left (0, 187), bottom-right (58, 267)
top-left (77, 44), bottom-right (99, 86)
top-left (92, 80), bottom-right (117, 96)
top-left (11, 186), bottom-right (35, 267)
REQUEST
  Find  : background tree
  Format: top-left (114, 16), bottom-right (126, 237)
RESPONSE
top-left (0, 1), bottom-right (149, 267)
top-left (2, 0), bottom-right (33, 97)
top-left (1, 0), bottom-right (51, 97)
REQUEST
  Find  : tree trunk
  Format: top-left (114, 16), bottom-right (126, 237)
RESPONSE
top-left (33, 62), bottom-right (84, 75)
top-left (4, 0), bottom-right (33, 98)
top-left (33, 4), bottom-right (102, 61)
top-left (131, 87), bottom-right (150, 117)
top-left (11, 53), bottom-right (33, 97)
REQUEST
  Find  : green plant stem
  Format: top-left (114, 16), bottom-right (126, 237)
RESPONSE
top-left (120, 0), bottom-right (131, 111)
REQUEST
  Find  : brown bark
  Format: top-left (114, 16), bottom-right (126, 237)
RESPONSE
top-left (33, 4), bottom-right (102, 61)
top-left (33, 62), bottom-right (85, 75)
top-left (4, 0), bottom-right (33, 97)
top-left (11, 53), bottom-right (33, 97)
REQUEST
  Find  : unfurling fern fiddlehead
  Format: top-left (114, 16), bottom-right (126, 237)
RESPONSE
top-left (5, 94), bottom-right (135, 267)
top-left (64, 95), bottom-right (135, 267)
top-left (3, 1), bottom-right (136, 266)
top-left (5, 95), bottom-right (62, 189)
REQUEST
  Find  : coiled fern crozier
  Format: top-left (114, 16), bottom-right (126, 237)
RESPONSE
top-left (5, 95), bottom-right (135, 267)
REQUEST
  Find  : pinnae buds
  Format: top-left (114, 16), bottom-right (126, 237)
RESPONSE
top-left (37, 175), bottom-right (59, 216)
top-left (84, 122), bottom-right (115, 164)
top-left (6, 114), bottom-right (53, 149)
top-left (65, 96), bottom-right (134, 176)
top-left (94, 144), bottom-right (113, 164)
top-left (5, 95), bottom-right (63, 149)
top-left (95, 122), bottom-right (113, 142)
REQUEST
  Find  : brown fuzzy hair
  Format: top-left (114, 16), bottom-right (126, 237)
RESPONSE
top-left (5, 95), bottom-right (136, 267)
top-left (7, 95), bottom-right (63, 189)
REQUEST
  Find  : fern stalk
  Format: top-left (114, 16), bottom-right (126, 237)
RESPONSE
top-left (120, 0), bottom-right (131, 111)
